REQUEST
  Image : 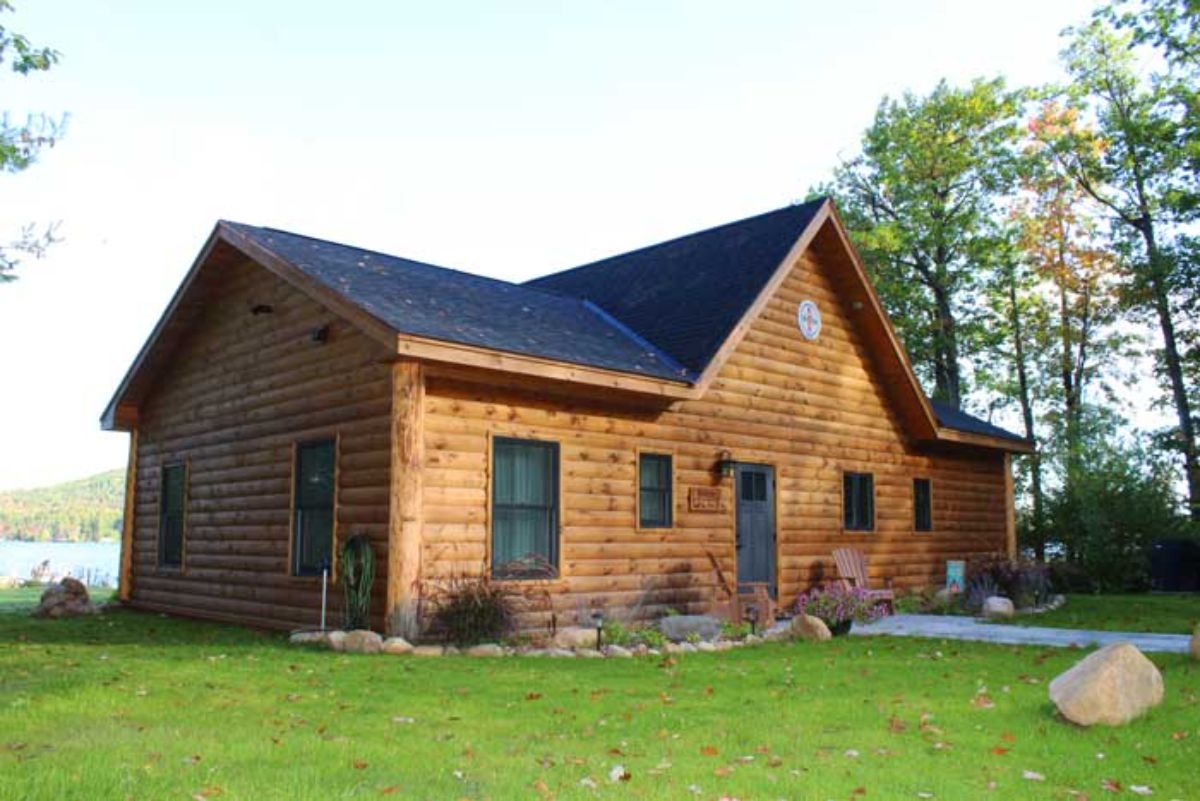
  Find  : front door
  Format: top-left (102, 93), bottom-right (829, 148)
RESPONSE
top-left (735, 463), bottom-right (776, 598)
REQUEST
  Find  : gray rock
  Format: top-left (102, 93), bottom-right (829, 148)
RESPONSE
top-left (982, 596), bottom-right (1015, 620)
top-left (604, 644), bottom-right (633, 658)
top-left (1049, 642), bottom-right (1164, 726)
top-left (791, 614), bottom-right (832, 642)
top-left (713, 640), bottom-right (734, 651)
top-left (658, 614), bottom-right (723, 642)
top-left (575, 648), bottom-right (604, 658)
top-left (695, 641), bottom-right (717, 653)
top-left (553, 626), bottom-right (599, 650)
top-left (382, 637), bottom-right (414, 655)
top-left (342, 629), bottom-right (383, 654)
top-left (466, 643), bottom-right (505, 657)
top-left (32, 578), bottom-right (97, 618)
top-left (546, 648), bottom-right (577, 658)
top-left (744, 634), bottom-right (762, 646)
top-left (327, 630), bottom-right (347, 651)
top-left (663, 642), bottom-right (683, 654)
top-left (679, 642), bottom-right (698, 653)
top-left (290, 630), bottom-right (331, 646)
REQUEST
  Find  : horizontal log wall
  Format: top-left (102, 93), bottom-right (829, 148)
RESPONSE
top-left (421, 248), bottom-right (1007, 628)
top-left (130, 258), bottom-right (393, 630)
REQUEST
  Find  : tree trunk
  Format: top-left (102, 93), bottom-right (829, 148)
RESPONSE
top-left (1142, 226), bottom-right (1200, 521)
top-left (1009, 270), bottom-right (1044, 559)
top-left (931, 284), bottom-right (962, 408)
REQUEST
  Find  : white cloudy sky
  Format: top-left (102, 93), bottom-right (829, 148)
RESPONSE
top-left (0, 0), bottom-right (1109, 490)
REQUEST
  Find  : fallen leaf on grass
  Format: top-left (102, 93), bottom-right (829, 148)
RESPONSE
top-left (714, 765), bottom-right (732, 778)
top-left (1170, 730), bottom-right (1188, 741)
top-left (379, 787), bottom-right (399, 795)
top-left (972, 693), bottom-right (995, 710)
top-left (1142, 755), bottom-right (1158, 765)
top-left (888, 716), bottom-right (907, 733)
top-left (1129, 786), bottom-right (1152, 795)
top-left (1022, 770), bottom-right (1045, 782)
top-left (1101, 779), bottom-right (1122, 793)
top-left (700, 746), bottom-right (719, 756)
top-left (525, 692), bottom-right (542, 701)
top-left (391, 716), bottom-right (414, 724)
top-left (991, 747), bottom-right (1010, 756)
top-left (352, 760), bottom-right (369, 770)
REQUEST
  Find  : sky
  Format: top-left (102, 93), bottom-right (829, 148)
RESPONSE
top-left (0, 0), bottom-right (1103, 491)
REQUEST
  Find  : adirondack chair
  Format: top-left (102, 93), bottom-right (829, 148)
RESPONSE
top-left (831, 548), bottom-right (895, 613)
top-left (704, 550), bottom-right (776, 627)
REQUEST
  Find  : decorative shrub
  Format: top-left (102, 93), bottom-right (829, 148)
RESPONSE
top-left (339, 534), bottom-right (375, 631)
top-left (794, 584), bottom-right (886, 627)
top-left (965, 553), bottom-right (1053, 611)
top-left (895, 588), bottom-right (963, 616)
top-left (430, 577), bottom-right (515, 646)
top-left (601, 620), bottom-right (666, 649)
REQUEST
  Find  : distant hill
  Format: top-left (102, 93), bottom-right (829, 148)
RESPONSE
top-left (0, 469), bottom-right (125, 542)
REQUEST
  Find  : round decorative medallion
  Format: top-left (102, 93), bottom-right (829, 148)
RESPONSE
top-left (797, 300), bottom-right (821, 341)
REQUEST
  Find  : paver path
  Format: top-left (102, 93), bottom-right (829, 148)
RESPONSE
top-left (851, 613), bottom-right (1190, 654)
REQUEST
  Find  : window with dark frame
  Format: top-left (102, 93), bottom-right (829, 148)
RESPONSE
top-left (159, 463), bottom-right (186, 568)
top-left (638, 453), bottom-right (673, 528)
top-left (913, 477), bottom-right (933, 532)
top-left (843, 471), bottom-right (874, 531)
top-left (292, 439), bottom-right (336, 577)
top-left (491, 437), bottom-right (559, 579)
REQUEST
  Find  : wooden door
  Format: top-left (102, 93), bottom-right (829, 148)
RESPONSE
top-left (735, 463), bottom-right (776, 597)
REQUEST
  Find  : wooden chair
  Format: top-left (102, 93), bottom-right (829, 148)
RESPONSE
top-left (832, 547), bottom-right (895, 613)
top-left (705, 550), bottom-right (776, 626)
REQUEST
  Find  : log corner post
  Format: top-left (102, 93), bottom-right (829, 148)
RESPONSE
top-left (1003, 452), bottom-right (1017, 560)
top-left (118, 428), bottom-right (138, 602)
top-left (386, 361), bottom-right (424, 639)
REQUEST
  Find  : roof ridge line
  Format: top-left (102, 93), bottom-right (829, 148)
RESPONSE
top-left (220, 220), bottom-right (589, 306)
top-left (526, 197), bottom-right (828, 286)
top-left (581, 299), bottom-right (695, 382)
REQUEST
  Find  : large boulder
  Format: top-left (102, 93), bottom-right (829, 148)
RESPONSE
top-left (466, 643), bottom-right (505, 657)
top-left (658, 615), bottom-right (722, 643)
top-left (341, 629), bottom-right (383, 654)
top-left (1049, 642), bottom-right (1164, 726)
top-left (553, 626), bottom-right (599, 650)
top-left (1190, 624), bottom-right (1199, 663)
top-left (32, 578), bottom-right (97, 618)
top-left (790, 614), bottom-right (832, 642)
top-left (982, 596), bottom-right (1015, 620)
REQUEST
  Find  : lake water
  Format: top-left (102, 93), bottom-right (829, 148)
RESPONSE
top-left (0, 540), bottom-right (120, 587)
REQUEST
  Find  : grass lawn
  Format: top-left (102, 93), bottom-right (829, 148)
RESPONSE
top-left (1009, 594), bottom-right (1200, 635)
top-left (1, 591), bottom-right (1197, 801)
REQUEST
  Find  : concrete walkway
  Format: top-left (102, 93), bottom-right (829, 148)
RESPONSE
top-left (851, 613), bottom-right (1191, 654)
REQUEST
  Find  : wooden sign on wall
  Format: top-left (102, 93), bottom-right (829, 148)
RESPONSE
top-left (688, 486), bottom-right (724, 513)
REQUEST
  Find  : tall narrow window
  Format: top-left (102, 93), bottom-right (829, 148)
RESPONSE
top-left (159, 463), bottom-right (186, 568)
top-left (293, 439), bottom-right (335, 576)
top-left (913, 477), bottom-right (933, 532)
top-left (843, 472), bottom-right (874, 531)
top-left (638, 453), bottom-right (673, 528)
top-left (492, 437), bottom-right (559, 579)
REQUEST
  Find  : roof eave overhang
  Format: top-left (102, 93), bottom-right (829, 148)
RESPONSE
top-left (932, 427), bottom-right (1036, 454)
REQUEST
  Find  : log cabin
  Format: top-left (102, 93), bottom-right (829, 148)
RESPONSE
top-left (101, 198), bottom-right (1032, 635)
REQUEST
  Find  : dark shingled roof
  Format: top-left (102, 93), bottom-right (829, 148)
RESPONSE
top-left (526, 199), bottom-right (826, 375)
top-left (930, 400), bottom-right (1027, 443)
top-left (220, 206), bottom-right (1025, 444)
top-left (222, 222), bottom-right (691, 382)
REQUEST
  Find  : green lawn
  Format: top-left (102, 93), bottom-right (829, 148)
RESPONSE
top-left (1009, 594), bottom-right (1200, 634)
top-left (1, 592), bottom-right (1197, 801)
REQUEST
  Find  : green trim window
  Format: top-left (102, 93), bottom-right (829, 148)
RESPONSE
top-left (843, 471), bottom-right (874, 532)
top-left (913, 477), bottom-right (933, 532)
top-left (492, 437), bottom-right (559, 579)
top-left (638, 453), bottom-right (673, 528)
top-left (293, 439), bottom-right (335, 577)
top-left (158, 463), bottom-right (186, 568)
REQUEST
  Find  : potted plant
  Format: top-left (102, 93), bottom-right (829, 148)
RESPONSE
top-left (794, 584), bottom-right (886, 635)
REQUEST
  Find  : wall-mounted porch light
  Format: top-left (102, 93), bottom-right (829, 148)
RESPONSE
top-left (715, 450), bottom-right (735, 479)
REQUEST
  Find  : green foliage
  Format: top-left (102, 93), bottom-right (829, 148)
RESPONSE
top-left (0, 1), bottom-right (62, 282)
top-left (0, 469), bottom-right (124, 542)
top-left (338, 534), bottom-right (375, 631)
top-left (601, 619), bottom-right (666, 649)
top-left (963, 554), bottom-right (1052, 611)
top-left (430, 576), bottom-right (515, 646)
top-left (822, 77), bottom-right (1023, 407)
top-left (720, 621), bottom-right (752, 641)
top-left (1043, 436), bottom-right (1194, 591)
